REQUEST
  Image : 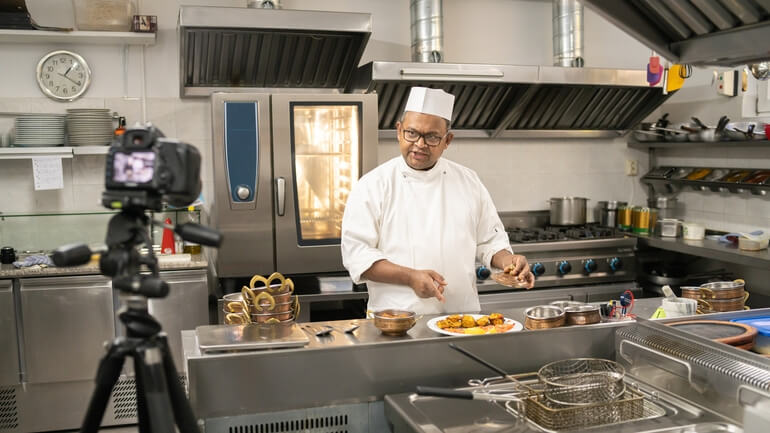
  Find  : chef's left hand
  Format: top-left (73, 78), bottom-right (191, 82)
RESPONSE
top-left (505, 254), bottom-right (535, 289)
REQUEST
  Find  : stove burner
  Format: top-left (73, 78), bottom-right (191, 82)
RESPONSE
top-left (507, 224), bottom-right (620, 243)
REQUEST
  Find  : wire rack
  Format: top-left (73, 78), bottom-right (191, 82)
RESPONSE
top-left (537, 358), bottom-right (626, 406)
top-left (468, 369), bottom-right (664, 431)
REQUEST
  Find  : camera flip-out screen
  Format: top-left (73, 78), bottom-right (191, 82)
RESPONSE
top-left (113, 151), bottom-right (155, 184)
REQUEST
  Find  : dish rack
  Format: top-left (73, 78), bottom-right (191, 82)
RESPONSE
top-left (468, 370), bottom-right (665, 431)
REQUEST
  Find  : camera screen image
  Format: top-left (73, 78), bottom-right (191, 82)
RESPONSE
top-left (113, 151), bottom-right (156, 184)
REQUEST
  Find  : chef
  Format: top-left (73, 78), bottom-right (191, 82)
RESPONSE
top-left (341, 87), bottom-right (534, 315)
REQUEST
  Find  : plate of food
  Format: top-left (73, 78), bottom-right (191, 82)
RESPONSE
top-left (427, 313), bottom-right (523, 336)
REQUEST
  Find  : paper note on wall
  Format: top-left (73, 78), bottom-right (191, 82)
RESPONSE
top-left (32, 157), bottom-right (64, 190)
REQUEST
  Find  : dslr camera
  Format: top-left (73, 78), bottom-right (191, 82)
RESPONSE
top-left (103, 125), bottom-right (201, 211)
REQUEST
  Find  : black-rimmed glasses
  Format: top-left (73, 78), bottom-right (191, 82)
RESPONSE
top-left (401, 128), bottom-right (448, 147)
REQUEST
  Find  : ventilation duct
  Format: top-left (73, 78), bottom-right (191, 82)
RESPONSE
top-left (411, 0), bottom-right (444, 62)
top-left (247, 0), bottom-right (282, 9)
top-left (553, 0), bottom-right (584, 67)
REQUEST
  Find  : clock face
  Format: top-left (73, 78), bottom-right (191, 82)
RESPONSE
top-left (36, 50), bottom-right (91, 101)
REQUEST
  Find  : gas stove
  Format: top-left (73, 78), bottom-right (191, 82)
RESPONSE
top-left (507, 224), bottom-right (620, 243)
top-left (479, 214), bottom-right (638, 292)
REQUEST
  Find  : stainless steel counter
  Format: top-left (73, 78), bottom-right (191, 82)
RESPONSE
top-left (0, 254), bottom-right (208, 278)
top-left (183, 299), bottom-right (670, 419)
top-left (638, 235), bottom-right (770, 270)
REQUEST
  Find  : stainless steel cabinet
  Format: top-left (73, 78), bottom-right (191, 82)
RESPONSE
top-left (0, 279), bottom-right (19, 386)
top-left (148, 269), bottom-right (208, 370)
top-left (20, 275), bottom-right (114, 384)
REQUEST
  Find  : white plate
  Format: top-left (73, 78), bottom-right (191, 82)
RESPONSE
top-left (426, 314), bottom-right (523, 336)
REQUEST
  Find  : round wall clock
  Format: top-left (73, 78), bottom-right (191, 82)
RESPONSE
top-left (36, 50), bottom-right (92, 101)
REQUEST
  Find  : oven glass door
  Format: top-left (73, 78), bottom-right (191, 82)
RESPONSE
top-left (272, 94), bottom-right (372, 275)
top-left (292, 103), bottom-right (360, 245)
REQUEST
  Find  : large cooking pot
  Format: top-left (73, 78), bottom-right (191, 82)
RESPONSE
top-left (549, 197), bottom-right (588, 225)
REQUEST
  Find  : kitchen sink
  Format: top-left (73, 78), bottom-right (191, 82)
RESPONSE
top-left (385, 376), bottom-right (744, 433)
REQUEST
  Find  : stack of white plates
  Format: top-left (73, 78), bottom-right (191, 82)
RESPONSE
top-left (13, 114), bottom-right (66, 147)
top-left (66, 108), bottom-right (114, 146)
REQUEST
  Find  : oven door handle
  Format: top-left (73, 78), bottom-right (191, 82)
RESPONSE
top-left (275, 177), bottom-right (286, 216)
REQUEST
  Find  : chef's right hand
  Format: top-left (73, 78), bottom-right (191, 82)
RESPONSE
top-left (409, 270), bottom-right (446, 302)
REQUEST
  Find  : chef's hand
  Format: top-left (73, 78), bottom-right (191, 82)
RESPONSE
top-left (409, 270), bottom-right (446, 302)
top-left (505, 255), bottom-right (535, 289)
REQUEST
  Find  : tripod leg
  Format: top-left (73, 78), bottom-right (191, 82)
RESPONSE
top-left (158, 334), bottom-right (201, 433)
top-left (134, 343), bottom-right (177, 433)
top-left (80, 341), bottom-right (128, 433)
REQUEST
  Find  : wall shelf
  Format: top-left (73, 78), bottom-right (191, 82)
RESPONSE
top-left (0, 29), bottom-right (156, 45)
top-left (0, 146), bottom-right (108, 159)
top-left (642, 166), bottom-right (770, 197)
top-left (629, 140), bottom-right (770, 150)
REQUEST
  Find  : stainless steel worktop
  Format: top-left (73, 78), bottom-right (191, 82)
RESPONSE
top-left (637, 235), bottom-right (770, 270)
top-left (183, 298), bottom-right (671, 419)
top-left (0, 254), bottom-right (208, 278)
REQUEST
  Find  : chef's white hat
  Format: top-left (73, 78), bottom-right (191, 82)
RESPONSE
top-left (404, 87), bottom-right (454, 121)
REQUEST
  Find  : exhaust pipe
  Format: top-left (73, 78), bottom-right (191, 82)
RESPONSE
top-left (411, 0), bottom-right (444, 63)
top-left (553, 0), bottom-right (584, 67)
top-left (247, 0), bottom-right (282, 9)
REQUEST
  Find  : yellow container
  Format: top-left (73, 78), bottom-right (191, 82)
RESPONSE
top-left (617, 205), bottom-right (632, 231)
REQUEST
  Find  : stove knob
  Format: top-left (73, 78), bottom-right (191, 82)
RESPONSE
top-left (583, 259), bottom-right (597, 274)
top-left (531, 262), bottom-right (545, 277)
top-left (558, 261), bottom-right (571, 275)
top-left (609, 257), bottom-right (623, 272)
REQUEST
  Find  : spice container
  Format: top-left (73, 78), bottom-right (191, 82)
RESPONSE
top-left (617, 204), bottom-right (632, 231)
top-left (670, 168), bottom-right (694, 180)
top-left (73, 0), bottom-right (134, 31)
top-left (719, 169), bottom-right (752, 183)
top-left (632, 207), bottom-right (657, 235)
top-left (685, 168), bottom-right (712, 180)
top-left (744, 170), bottom-right (770, 184)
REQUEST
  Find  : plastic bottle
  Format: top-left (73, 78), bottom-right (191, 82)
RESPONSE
top-left (114, 116), bottom-right (126, 136)
top-left (182, 206), bottom-right (201, 255)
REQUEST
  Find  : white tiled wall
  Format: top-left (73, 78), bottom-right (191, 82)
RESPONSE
top-left (379, 136), bottom-right (650, 218)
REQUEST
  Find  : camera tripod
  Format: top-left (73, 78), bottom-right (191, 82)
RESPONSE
top-left (54, 205), bottom-right (221, 433)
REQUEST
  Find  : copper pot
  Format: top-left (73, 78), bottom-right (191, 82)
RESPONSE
top-left (525, 305), bottom-right (565, 329)
top-left (700, 294), bottom-right (750, 312)
top-left (697, 280), bottom-right (746, 300)
top-left (564, 305), bottom-right (601, 325)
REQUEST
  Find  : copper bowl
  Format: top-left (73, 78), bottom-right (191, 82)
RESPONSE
top-left (700, 295), bottom-right (749, 312)
top-left (251, 310), bottom-right (294, 323)
top-left (525, 305), bottom-right (565, 330)
top-left (564, 305), bottom-right (601, 325)
top-left (372, 309), bottom-right (416, 336)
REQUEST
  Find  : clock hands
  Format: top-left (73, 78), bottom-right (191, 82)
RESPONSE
top-left (58, 72), bottom-right (80, 86)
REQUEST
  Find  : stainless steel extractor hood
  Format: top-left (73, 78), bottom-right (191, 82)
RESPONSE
top-left (347, 0), bottom-right (673, 139)
top-left (178, 6), bottom-right (371, 97)
top-left (347, 61), bottom-right (673, 139)
top-left (581, 0), bottom-right (770, 66)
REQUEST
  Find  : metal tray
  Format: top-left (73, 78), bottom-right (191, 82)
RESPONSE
top-left (196, 322), bottom-right (309, 352)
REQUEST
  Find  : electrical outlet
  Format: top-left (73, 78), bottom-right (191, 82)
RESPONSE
top-left (625, 159), bottom-right (638, 176)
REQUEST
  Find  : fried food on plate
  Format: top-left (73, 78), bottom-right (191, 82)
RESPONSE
top-left (435, 313), bottom-right (512, 334)
top-left (461, 315), bottom-right (477, 328)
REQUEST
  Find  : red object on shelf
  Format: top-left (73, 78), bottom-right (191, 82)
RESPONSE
top-left (161, 218), bottom-right (175, 254)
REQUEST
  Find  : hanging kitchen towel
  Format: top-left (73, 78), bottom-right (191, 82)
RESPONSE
top-left (12, 254), bottom-right (54, 268)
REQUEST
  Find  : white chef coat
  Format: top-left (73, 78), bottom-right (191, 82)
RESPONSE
top-left (341, 156), bottom-right (513, 314)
